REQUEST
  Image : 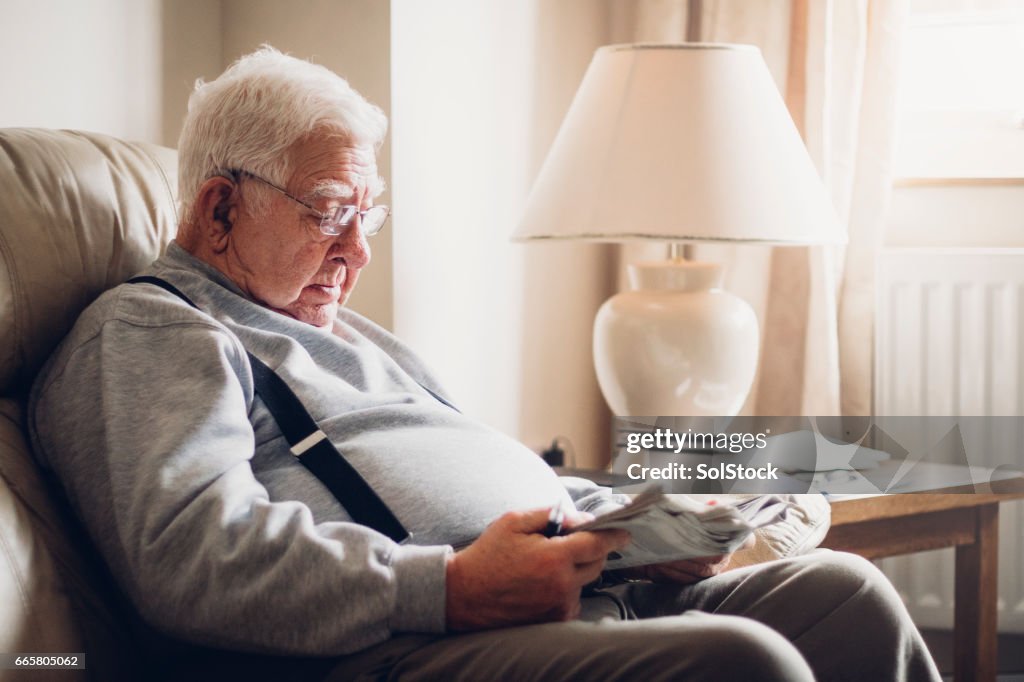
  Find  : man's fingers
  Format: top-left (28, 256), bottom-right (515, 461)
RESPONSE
top-left (501, 507), bottom-right (561, 533)
top-left (501, 505), bottom-right (597, 534)
top-left (558, 529), bottom-right (630, 563)
top-left (561, 510), bottom-right (596, 530)
top-left (573, 557), bottom-right (607, 584)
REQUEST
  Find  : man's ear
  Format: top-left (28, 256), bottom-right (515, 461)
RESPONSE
top-left (194, 176), bottom-right (239, 253)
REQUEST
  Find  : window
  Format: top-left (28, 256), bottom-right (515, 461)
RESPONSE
top-left (886, 0), bottom-right (1024, 248)
top-left (893, 0), bottom-right (1024, 179)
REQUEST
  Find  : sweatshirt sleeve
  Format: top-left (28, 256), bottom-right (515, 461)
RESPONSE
top-left (30, 314), bottom-right (450, 656)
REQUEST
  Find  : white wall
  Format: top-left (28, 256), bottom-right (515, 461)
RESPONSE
top-left (391, 0), bottom-right (614, 461)
top-left (160, 0), bottom-right (223, 147)
top-left (0, 0), bottom-right (164, 141)
top-left (886, 184), bottom-right (1024, 248)
top-left (391, 0), bottom-right (537, 433)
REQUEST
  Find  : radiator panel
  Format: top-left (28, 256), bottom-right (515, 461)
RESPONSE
top-left (875, 248), bottom-right (1024, 632)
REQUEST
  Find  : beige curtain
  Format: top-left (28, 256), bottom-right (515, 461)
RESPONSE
top-left (617, 0), bottom-right (907, 418)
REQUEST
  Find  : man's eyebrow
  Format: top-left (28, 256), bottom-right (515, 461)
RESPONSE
top-left (305, 176), bottom-right (386, 203)
top-left (367, 175), bottom-right (386, 200)
top-left (305, 180), bottom-right (354, 201)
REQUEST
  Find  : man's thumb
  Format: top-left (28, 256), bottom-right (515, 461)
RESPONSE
top-left (506, 507), bottom-right (558, 533)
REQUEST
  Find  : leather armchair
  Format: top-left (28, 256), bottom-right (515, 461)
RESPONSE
top-left (0, 128), bottom-right (178, 680)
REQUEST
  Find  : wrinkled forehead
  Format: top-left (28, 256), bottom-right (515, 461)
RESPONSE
top-left (290, 141), bottom-right (384, 201)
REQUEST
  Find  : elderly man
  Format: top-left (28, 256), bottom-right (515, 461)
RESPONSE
top-left (29, 47), bottom-right (940, 681)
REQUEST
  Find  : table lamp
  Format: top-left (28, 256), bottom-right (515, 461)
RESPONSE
top-left (514, 44), bottom-right (845, 417)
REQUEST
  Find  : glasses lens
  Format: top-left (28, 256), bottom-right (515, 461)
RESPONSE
top-left (319, 206), bottom-right (357, 236)
top-left (319, 205), bottom-right (390, 237)
top-left (361, 206), bottom-right (390, 236)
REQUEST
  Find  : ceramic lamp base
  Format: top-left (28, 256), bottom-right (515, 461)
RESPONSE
top-left (593, 260), bottom-right (759, 416)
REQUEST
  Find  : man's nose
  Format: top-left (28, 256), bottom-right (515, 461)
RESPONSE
top-left (331, 223), bottom-right (371, 269)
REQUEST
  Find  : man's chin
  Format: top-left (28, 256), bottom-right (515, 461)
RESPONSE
top-left (273, 301), bottom-right (340, 328)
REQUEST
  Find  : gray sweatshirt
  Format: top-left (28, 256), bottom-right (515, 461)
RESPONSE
top-left (29, 243), bottom-right (622, 656)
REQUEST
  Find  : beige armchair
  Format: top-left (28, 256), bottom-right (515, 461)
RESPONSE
top-left (0, 128), bottom-right (178, 681)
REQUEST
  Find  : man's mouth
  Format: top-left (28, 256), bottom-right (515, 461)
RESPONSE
top-left (303, 283), bottom-right (342, 302)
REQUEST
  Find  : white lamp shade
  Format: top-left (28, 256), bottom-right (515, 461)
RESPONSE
top-left (513, 44), bottom-right (845, 244)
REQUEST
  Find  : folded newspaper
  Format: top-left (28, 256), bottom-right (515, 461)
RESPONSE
top-left (566, 486), bottom-right (795, 570)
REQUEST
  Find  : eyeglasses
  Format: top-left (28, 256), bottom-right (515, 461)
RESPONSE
top-left (227, 169), bottom-right (390, 237)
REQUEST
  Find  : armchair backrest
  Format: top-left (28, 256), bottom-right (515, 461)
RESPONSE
top-left (0, 128), bottom-right (178, 680)
top-left (0, 128), bottom-right (178, 396)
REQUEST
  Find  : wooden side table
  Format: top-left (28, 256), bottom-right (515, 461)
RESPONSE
top-left (823, 479), bottom-right (1024, 682)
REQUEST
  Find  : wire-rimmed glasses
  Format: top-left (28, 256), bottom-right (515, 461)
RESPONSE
top-left (227, 169), bottom-right (390, 237)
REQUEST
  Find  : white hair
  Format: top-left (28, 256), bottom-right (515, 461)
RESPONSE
top-left (177, 45), bottom-right (387, 224)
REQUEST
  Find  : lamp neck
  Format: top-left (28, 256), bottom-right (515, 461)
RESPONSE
top-left (628, 260), bottom-right (724, 292)
top-left (667, 242), bottom-right (697, 262)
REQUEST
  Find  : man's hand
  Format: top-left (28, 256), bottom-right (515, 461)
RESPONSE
top-left (445, 508), bottom-right (630, 632)
top-left (618, 533), bottom-right (757, 585)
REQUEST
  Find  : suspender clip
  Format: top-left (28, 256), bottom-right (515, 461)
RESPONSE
top-left (290, 429), bottom-right (327, 456)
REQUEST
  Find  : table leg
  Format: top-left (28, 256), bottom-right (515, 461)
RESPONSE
top-left (954, 503), bottom-right (999, 682)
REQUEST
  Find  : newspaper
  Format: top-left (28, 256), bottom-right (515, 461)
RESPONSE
top-left (566, 486), bottom-right (794, 570)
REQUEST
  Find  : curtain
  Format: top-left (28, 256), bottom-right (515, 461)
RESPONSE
top-left (619, 0), bottom-right (908, 418)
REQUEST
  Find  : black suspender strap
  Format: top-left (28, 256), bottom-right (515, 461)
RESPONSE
top-left (128, 276), bottom-right (197, 309)
top-left (244, 359), bottom-right (409, 543)
top-left (126, 275), bottom-right (410, 543)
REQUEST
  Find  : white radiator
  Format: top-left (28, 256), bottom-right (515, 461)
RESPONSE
top-left (875, 248), bottom-right (1024, 632)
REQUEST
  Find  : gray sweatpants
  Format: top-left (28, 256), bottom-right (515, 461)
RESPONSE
top-left (323, 549), bottom-right (942, 682)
